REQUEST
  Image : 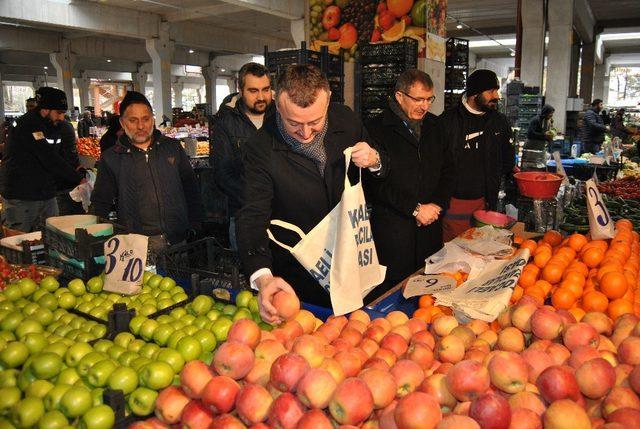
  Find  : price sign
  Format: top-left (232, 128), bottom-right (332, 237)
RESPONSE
top-left (103, 234), bottom-right (148, 295)
top-left (585, 179), bottom-right (615, 240)
top-left (402, 275), bottom-right (456, 299)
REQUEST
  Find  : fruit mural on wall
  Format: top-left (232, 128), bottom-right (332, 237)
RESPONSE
top-left (309, 0), bottom-right (444, 61)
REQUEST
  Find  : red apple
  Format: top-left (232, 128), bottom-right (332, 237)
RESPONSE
top-left (563, 323), bottom-right (599, 351)
top-left (296, 409), bottom-right (333, 429)
top-left (419, 373), bottom-right (457, 410)
top-left (606, 407), bottom-right (640, 427)
top-left (436, 335), bottom-right (465, 364)
top-left (497, 327), bottom-right (525, 352)
top-left (334, 349), bottom-right (363, 378)
top-left (180, 400), bottom-right (213, 429)
top-left (406, 317), bottom-right (427, 335)
top-left (454, 401), bottom-right (472, 416)
top-left (363, 357), bottom-right (391, 372)
top-left (321, 5), bottom-right (340, 30)
top-left (575, 358), bottom-right (616, 399)
top-left (446, 360), bottom-right (490, 402)
top-left (411, 330), bottom-right (436, 349)
top-left (272, 291), bottom-right (300, 321)
top-left (629, 366), bottom-right (640, 395)
top-left (340, 327), bottom-right (364, 347)
top-left (508, 391), bottom-right (546, 416)
top-left (488, 352), bottom-right (529, 394)
top-left (364, 325), bottom-right (387, 343)
top-left (213, 341), bottom-right (254, 380)
top-left (531, 308), bottom-right (563, 340)
top-left (292, 334), bottom-right (324, 368)
top-left (437, 414), bottom-right (480, 429)
top-left (337, 23), bottom-right (357, 50)
top-left (542, 399), bottom-right (591, 429)
top-left (296, 368), bottom-right (337, 409)
top-left (450, 326), bottom-right (476, 350)
top-left (469, 393), bottom-right (511, 429)
top-left (618, 336), bottom-right (640, 365)
top-left (394, 391), bottom-right (442, 429)
top-left (270, 352), bottom-right (310, 393)
top-left (320, 357), bottom-right (346, 384)
top-left (511, 303), bottom-right (538, 333)
top-left (582, 312), bottom-right (613, 335)
top-left (201, 375), bottom-right (239, 414)
top-left (391, 325), bottom-right (412, 342)
top-left (602, 387), bottom-right (640, 418)
top-left (431, 315), bottom-right (459, 337)
top-left (379, 402), bottom-right (398, 429)
top-left (245, 359), bottom-right (271, 386)
top-left (478, 330), bottom-right (498, 348)
top-left (181, 360), bottom-right (214, 399)
top-left (359, 368), bottom-right (397, 409)
top-left (235, 383), bottom-right (273, 425)
top-left (254, 339), bottom-right (286, 364)
top-left (374, 348), bottom-right (398, 368)
top-left (329, 377), bottom-right (374, 426)
top-left (536, 365), bottom-right (581, 403)
top-left (267, 392), bottom-right (304, 429)
top-left (545, 343), bottom-right (571, 366)
top-left (508, 408), bottom-right (542, 429)
top-left (380, 333), bottom-right (409, 357)
top-left (406, 341), bottom-right (434, 370)
top-left (210, 413), bottom-right (245, 429)
top-left (227, 319), bottom-right (261, 350)
top-left (568, 345), bottom-right (601, 369)
top-left (467, 320), bottom-right (491, 336)
top-left (155, 386), bottom-right (190, 424)
top-left (390, 359), bottom-right (425, 398)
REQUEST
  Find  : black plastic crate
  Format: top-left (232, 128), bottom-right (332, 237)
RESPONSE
top-left (265, 43), bottom-right (343, 77)
top-left (0, 240), bottom-right (47, 265)
top-left (47, 252), bottom-right (104, 282)
top-left (43, 220), bottom-right (127, 260)
top-left (519, 94), bottom-right (544, 106)
top-left (359, 38), bottom-right (418, 66)
top-left (572, 163), bottom-right (622, 182)
top-left (360, 63), bottom-right (408, 86)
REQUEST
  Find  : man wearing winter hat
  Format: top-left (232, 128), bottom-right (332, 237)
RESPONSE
top-left (91, 91), bottom-right (203, 253)
top-left (1, 87), bottom-right (85, 231)
top-left (439, 69), bottom-right (516, 241)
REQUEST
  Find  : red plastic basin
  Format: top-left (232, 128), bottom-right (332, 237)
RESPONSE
top-left (514, 172), bottom-right (564, 199)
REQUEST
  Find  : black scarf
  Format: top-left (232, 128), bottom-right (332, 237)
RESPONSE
top-left (389, 98), bottom-right (422, 140)
top-left (276, 111), bottom-right (329, 177)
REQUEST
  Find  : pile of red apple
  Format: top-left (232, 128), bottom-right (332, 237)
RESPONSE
top-left (133, 295), bottom-right (640, 429)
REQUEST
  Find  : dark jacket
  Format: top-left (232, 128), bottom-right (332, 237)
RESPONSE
top-left (365, 108), bottom-right (455, 285)
top-left (91, 130), bottom-right (203, 244)
top-left (237, 103), bottom-right (387, 307)
top-left (210, 95), bottom-right (275, 217)
top-left (583, 107), bottom-right (607, 144)
top-left (99, 115), bottom-right (122, 155)
top-left (527, 105), bottom-right (555, 143)
top-left (56, 120), bottom-right (81, 191)
top-left (440, 101), bottom-right (515, 210)
top-left (1, 110), bottom-right (83, 200)
top-left (77, 117), bottom-right (95, 138)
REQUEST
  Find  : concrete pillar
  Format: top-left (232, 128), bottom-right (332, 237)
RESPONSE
top-left (291, 18), bottom-right (305, 48)
top-left (592, 62), bottom-right (608, 104)
top-left (568, 36), bottom-right (581, 97)
top-left (133, 68), bottom-right (148, 94)
top-left (145, 26), bottom-right (174, 124)
top-left (173, 81), bottom-right (184, 108)
top-left (546, 0), bottom-right (574, 133)
top-left (226, 76), bottom-right (237, 95)
top-left (75, 72), bottom-right (90, 111)
top-left (50, 38), bottom-right (75, 112)
top-left (0, 73), bottom-right (5, 125)
top-left (521, 0), bottom-right (545, 88)
top-left (580, 41), bottom-right (596, 103)
top-left (202, 63), bottom-right (219, 114)
top-left (602, 66), bottom-right (610, 105)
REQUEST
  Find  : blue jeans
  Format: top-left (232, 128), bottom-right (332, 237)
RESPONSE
top-left (2, 197), bottom-right (59, 232)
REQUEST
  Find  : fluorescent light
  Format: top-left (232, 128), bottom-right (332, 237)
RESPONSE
top-left (43, 66), bottom-right (48, 70)
top-left (220, 68), bottom-right (226, 72)
top-left (189, 49), bottom-right (195, 54)
top-left (599, 32), bottom-right (640, 41)
top-left (106, 59), bottom-right (112, 63)
top-left (456, 24), bottom-right (463, 29)
top-left (469, 38), bottom-right (516, 48)
top-left (510, 51), bottom-right (515, 57)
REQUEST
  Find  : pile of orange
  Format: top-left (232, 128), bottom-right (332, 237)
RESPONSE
top-left (514, 220), bottom-right (640, 321)
top-left (412, 294), bottom-right (452, 323)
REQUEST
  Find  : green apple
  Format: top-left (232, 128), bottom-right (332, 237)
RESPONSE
top-left (36, 294), bottom-right (58, 311)
top-left (37, 277), bottom-right (59, 293)
top-left (0, 312), bottom-right (24, 332)
top-left (128, 316), bottom-right (147, 335)
top-left (56, 367), bottom-right (81, 386)
top-left (59, 386), bottom-right (92, 418)
top-left (0, 332), bottom-right (16, 342)
top-left (81, 294), bottom-right (93, 302)
top-left (42, 342), bottom-right (67, 358)
top-left (53, 325), bottom-right (72, 338)
top-left (211, 317), bottom-right (233, 342)
top-left (222, 304), bottom-right (237, 317)
top-left (25, 380), bottom-right (54, 399)
top-left (17, 369), bottom-right (37, 392)
top-left (130, 357), bottom-right (152, 372)
top-left (166, 330), bottom-right (186, 350)
top-left (113, 332), bottom-right (135, 349)
top-left (170, 320), bottom-right (186, 330)
top-left (235, 290), bottom-right (253, 308)
top-left (11, 397), bottom-right (44, 428)
top-left (170, 307), bottom-right (187, 319)
top-left (86, 277), bottom-right (103, 294)
top-left (127, 339), bottom-right (146, 354)
top-left (52, 308), bottom-right (67, 322)
top-left (37, 410), bottom-right (68, 429)
top-left (0, 369), bottom-right (19, 388)
top-left (3, 285), bottom-right (22, 302)
top-left (87, 359), bottom-right (117, 388)
top-left (65, 343), bottom-right (92, 368)
top-left (233, 308), bottom-right (252, 321)
top-left (155, 348), bottom-right (185, 373)
top-left (78, 404), bottom-right (114, 429)
top-left (44, 384), bottom-right (71, 411)
top-left (172, 293), bottom-right (189, 304)
top-left (193, 330), bottom-right (217, 353)
top-left (128, 387), bottom-right (158, 416)
top-left (14, 298), bottom-right (29, 308)
top-left (31, 309), bottom-right (53, 327)
top-left (76, 333), bottom-right (95, 343)
top-left (92, 340), bottom-right (113, 354)
top-left (15, 320), bottom-right (43, 339)
top-left (158, 277), bottom-right (176, 291)
top-left (183, 325), bottom-right (198, 336)
top-left (91, 387), bottom-right (104, 406)
top-left (91, 325), bottom-right (107, 338)
top-left (139, 361), bottom-right (174, 390)
top-left (76, 302), bottom-right (92, 313)
top-left (249, 297), bottom-right (260, 314)
top-left (151, 324), bottom-right (175, 346)
top-left (89, 307), bottom-right (108, 320)
top-left (19, 278), bottom-right (39, 297)
top-left (146, 274), bottom-right (162, 288)
top-left (176, 337), bottom-right (203, 362)
top-left (21, 303), bottom-right (40, 317)
top-left (77, 352), bottom-right (108, 377)
top-left (53, 288), bottom-right (67, 299)
top-left (192, 316), bottom-right (210, 330)
top-left (0, 387), bottom-right (21, 415)
top-left (30, 352), bottom-right (63, 380)
top-left (156, 292), bottom-right (172, 302)
top-left (23, 333), bottom-right (48, 355)
top-left (117, 351), bottom-right (139, 367)
top-left (142, 271), bottom-right (154, 285)
top-left (139, 343), bottom-right (161, 360)
top-left (0, 342), bottom-right (29, 368)
top-left (66, 279), bottom-right (86, 297)
top-left (157, 299), bottom-right (174, 310)
top-left (58, 314), bottom-right (74, 325)
top-left (139, 319), bottom-right (159, 341)
top-left (107, 345), bottom-right (126, 361)
top-left (107, 367), bottom-right (138, 395)
top-left (205, 309), bottom-right (221, 321)
top-left (181, 315), bottom-right (196, 325)
top-left (155, 315), bottom-right (174, 324)
top-left (138, 305), bottom-right (157, 317)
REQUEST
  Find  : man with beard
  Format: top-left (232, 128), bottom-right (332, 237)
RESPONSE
top-left (439, 69), bottom-right (515, 241)
top-left (211, 62), bottom-right (275, 249)
top-left (582, 99), bottom-right (609, 154)
top-left (91, 91), bottom-right (202, 253)
top-left (1, 87), bottom-right (85, 231)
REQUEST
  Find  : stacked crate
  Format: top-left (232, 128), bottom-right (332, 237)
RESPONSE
top-left (445, 38), bottom-right (469, 111)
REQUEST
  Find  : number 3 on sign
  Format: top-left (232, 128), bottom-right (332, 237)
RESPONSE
top-left (585, 179), bottom-right (615, 239)
top-left (104, 236), bottom-right (144, 283)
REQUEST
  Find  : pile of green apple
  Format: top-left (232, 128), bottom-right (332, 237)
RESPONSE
top-left (62, 272), bottom-right (189, 321)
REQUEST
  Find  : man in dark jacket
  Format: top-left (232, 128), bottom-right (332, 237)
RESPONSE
top-left (56, 118), bottom-right (84, 215)
top-left (211, 62), bottom-right (275, 249)
top-left (365, 69), bottom-right (454, 288)
top-left (237, 65), bottom-right (386, 322)
top-left (77, 111), bottom-right (95, 138)
top-left (527, 104), bottom-right (555, 148)
top-left (582, 99), bottom-right (608, 154)
top-left (91, 91), bottom-right (203, 253)
top-left (440, 69), bottom-right (516, 242)
top-left (1, 87), bottom-right (84, 232)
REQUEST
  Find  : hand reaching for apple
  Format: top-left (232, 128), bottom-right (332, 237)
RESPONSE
top-left (256, 275), bottom-right (298, 325)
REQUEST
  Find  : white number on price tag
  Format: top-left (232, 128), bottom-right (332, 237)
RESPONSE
top-left (585, 179), bottom-right (615, 240)
top-left (103, 234), bottom-right (148, 295)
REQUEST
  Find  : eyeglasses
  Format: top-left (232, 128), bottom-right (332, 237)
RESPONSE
top-left (400, 91), bottom-right (436, 104)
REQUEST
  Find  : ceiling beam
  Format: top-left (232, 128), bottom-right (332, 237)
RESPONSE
top-left (447, 26), bottom-right (516, 38)
top-left (0, 25), bottom-right (60, 54)
top-left (163, 3), bottom-right (246, 23)
top-left (574, 0), bottom-right (595, 42)
top-left (215, 0), bottom-right (304, 20)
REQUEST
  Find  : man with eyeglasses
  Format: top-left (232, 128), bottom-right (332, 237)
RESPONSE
top-left (1, 87), bottom-right (85, 231)
top-left (439, 69), bottom-right (515, 241)
top-left (364, 69), bottom-right (455, 289)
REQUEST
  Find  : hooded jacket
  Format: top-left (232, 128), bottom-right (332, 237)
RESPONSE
top-left (91, 130), bottom-right (203, 244)
top-left (527, 104), bottom-right (555, 142)
top-left (210, 94), bottom-right (275, 217)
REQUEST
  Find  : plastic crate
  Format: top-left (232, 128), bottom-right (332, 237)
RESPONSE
top-left (47, 252), bottom-right (104, 282)
top-left (360, 63), bottom-right (408, 86)
top-left (359, 38), bottom-right (418, 66)
top-left (519, 94), bottom-right (544, 105)
top-left (42, 220), bottom-right (127, 260)
top-left (265, 44), bottom-right (343, 77)
top-left (0, 240), bottom-right (47, 265)
top-left (572, 163), bottom-right (622, 182)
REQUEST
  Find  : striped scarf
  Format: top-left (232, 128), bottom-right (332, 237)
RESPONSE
top-left (276, 111), bottom-right (328, 177)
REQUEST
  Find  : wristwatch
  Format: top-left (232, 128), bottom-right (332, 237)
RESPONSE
top-left (412, 204), bottom-right (421, 217)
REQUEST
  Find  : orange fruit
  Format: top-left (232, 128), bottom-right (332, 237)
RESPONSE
top-left (381, 20), bottom-right (406, 42)
top-left (556, 247), bottom-right (577, 261)
top-left (520, 239), bottom-right (538, 255)
top-left (552, 288), bottom-right (576, 310)
top-left (543, 230), bottom-right (563, 247)
top-left (607, 298), bottom-right (633, 320)
top-left (562, 271), bottom-right (586, 288)
top-left (597, 264), bottom-right (623, 282)
top-left (582, 290), bottom-right (609, 312)
top-left (565, 261), bottom-right (589, 278)
top-left (533, 280), bottom-right (553, 295)
top-left (569, 307), bottom-right (586, 322)
top-left (413, 308), bottom-right (432, 323)
top-left (535, 242), bottom-right (553, 254)
top-left (519, 270), bottom-right (538, 289)
top-left (418, 294), bottom-right (434, 309)
top-left (568, 234), bottom-right (588, 252)
top-left (582, 247), bottom-right (605, 268)
top-left (600, 271), bottom-right (628, 299)
top-left (616, 219), bottom-right (634, 231)
top-left (511, 285), bottom-right (524, 303)
top-left (534, 251), bottom-right (552, 269)
top-left (581, 240), bottom-right (609, 254)
top-left (514, 235), bottom-right (524, 245)
top-left (387, 0), bottom-right (413, 17)
top-left (523, 264), bottom-right (540, 276)
top-left (561, 280), bottom-right (583, 299)
top-left (426, 306), bottom-right (442, 318)
top-left (542, 263), bottom-right (564, 284)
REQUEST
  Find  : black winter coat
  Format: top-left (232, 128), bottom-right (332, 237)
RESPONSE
top-left (91, 130), bottom-right (203, 244)
top-left (439, 102), bottom-right (515, 210)
top-left (582, 108), bottom-right (607, 144)
top-left (365, 109), bottom-right (455, 285)
top-left (237, 103), bottom-right (387, 307)
top-left (210, 95), bottom-right (275, 217)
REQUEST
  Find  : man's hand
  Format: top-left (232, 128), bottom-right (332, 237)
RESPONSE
top-left (255, 274), bottom-right (297, 325)
top-left (416, 203), bottom-right (441, 226)
top-left (351, 142), bottom-right (380, 169)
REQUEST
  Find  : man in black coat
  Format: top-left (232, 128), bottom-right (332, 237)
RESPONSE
top-left (440, 69), bottom-right (516, 242)
top-left (582, 99), bottom-right (608, 154)
top-left (527, 104), bottom-right (555, 148)
top-left (77, 111), bottom-right (95, 138)
top-left (237, 65), bottom-right (386, 323)
top-left (365, 69), bottom-right (455, 288)
top-left (210, 62), bottom-right (275, 249)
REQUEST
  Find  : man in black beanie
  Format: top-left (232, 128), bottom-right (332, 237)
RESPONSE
top-left (91, 91), bottom-right (203, 254)
top-left (439, 69), bottom-right (515, 241)
top-left (1, 87), bottom-right (85, 231)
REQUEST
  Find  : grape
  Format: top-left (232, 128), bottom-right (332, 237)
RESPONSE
top-left (341, 0), bottom-right (377, 45)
